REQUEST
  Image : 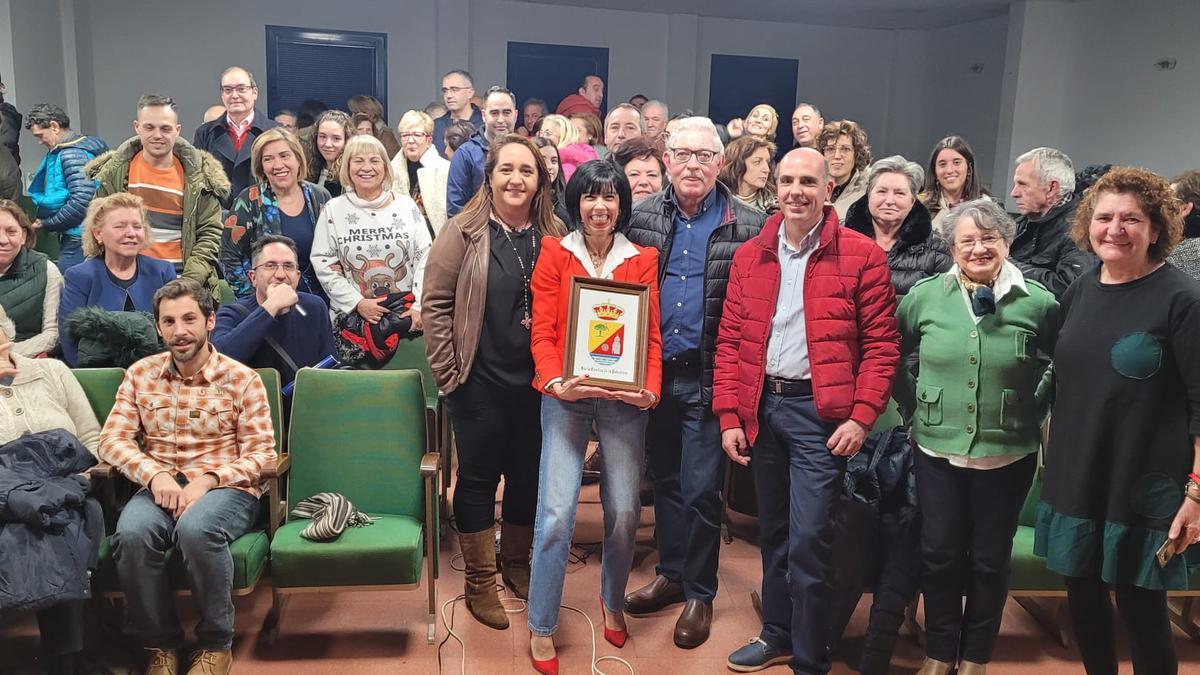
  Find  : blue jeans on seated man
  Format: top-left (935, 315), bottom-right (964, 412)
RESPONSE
top-left (752, 391), bottom-right (845, 674)
top-left (528, 395), bottom-right (647, 635)
top-left (55, 234), bottom-right (84, 272)
top-left (645, 363), bottom-right (724, 602)
top-left (112, 481), bottom-right (259, 651)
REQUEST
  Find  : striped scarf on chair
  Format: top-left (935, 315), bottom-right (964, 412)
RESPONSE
top-left (290, 492), bottom-right (377, 541)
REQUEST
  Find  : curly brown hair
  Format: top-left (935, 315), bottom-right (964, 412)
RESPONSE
top-left (817, 120), bottom-right (872, 174)
top-left (1070, 166), bottom-right (1183, 262)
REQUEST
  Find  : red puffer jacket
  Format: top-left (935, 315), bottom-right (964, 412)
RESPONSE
top-left (713, 207), bottom-right (900, 444)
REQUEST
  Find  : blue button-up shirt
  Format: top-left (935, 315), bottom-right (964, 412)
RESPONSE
top-left (764, 221), bottom-right (823, 379)
top-left (660, 188), bottom-right (725, 361)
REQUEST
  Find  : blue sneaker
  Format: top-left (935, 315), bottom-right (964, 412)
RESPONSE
top-left (727, 637), bottom-right (792, 672)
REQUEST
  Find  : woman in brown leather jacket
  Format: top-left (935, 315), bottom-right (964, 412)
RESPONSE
top-left (422, 134), bottom-right (565, 629)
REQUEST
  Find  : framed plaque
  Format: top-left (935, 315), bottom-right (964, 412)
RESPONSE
top-left (562, 276), bottom-right (650, 392)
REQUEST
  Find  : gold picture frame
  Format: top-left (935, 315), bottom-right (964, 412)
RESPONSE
top-left (562, 276), bottom-right (650, 392)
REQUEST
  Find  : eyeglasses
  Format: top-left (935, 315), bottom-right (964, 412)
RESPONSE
top-left (254, 262), bottom-right (299, 273)
top-left (399, 132), bottom-right (428, 141)
top-left (668, 148), bottom-right (718, 165)
top-left (220, 85), bottom-right (254, 96)
top-left (954, 234), bottom-right (1003, 251)
top-left (441, 86), bottom-right (469, 94)
top-left (824, 145), bottom-right (854, 157)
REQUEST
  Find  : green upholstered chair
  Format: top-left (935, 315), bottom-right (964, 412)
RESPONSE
top-left (265, 368), bottom-right (440, 644)
top-left (384, 335), bottom-right (451, 514)
top-left (84, 367), bottom-right (288, 599)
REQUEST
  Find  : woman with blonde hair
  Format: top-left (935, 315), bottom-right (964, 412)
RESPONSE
top-left (728, 103), bottom-right (780, 143)
top-left (220, 127), bottom-right (331, 298)
top-left (58, 192), bottom-right (176, 366)
top-left (423, 134), bottom-right (565, 630)
top-left (390, 110), bottom-right (450, 237)
top-left (539, 113), bottom-right (597, 184)
top-left (311, 135), bottom-right (430, 328)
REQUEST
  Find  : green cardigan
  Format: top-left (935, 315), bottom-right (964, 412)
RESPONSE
top-left (895, 271), bottom-right (1058, 459)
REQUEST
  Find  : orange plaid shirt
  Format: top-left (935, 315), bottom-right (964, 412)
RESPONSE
top-left (99, 349), bottom-right (277, 497)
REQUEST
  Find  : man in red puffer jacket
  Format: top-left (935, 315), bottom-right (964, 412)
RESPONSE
top-left (714, 148), bottom-right (900, 674)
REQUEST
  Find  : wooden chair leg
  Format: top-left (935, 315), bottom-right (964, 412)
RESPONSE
top-left (263, 589), bottom-right (287, 645)
top-left (1013, 595), bottom-right (1069, 648)
top-left (1168, 597), bottom-right (1200, 643)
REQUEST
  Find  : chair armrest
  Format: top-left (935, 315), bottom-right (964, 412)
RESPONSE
top-left (90, 461), bottom-right (117, 479)
top-left (420, 452), bottom-right (441, 477)
top-left (261, 454), bottom-right (291, 479)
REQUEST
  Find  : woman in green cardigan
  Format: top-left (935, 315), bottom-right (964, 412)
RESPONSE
top-left (895, 197), bottom-right (1058, 675)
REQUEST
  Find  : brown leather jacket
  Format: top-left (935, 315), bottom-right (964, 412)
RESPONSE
top-left (421, 207), bottom-right (492, 394)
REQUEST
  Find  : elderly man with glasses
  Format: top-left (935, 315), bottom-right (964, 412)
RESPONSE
top-left (623, 117), bottom-right (766, 650)
top-left (211, 234), bottom-right (334, 391)
top-left (192, 66), bottom-right (277, 209)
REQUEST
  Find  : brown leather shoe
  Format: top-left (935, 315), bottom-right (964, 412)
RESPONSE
top-left (623, 575), bottom-right (684, 615)
top-left (672, 599), bottom-right (712, 649)
top-left (185, 650), bottom-right (232, 675)
top-left (145, 649), bottom-right (178, 675)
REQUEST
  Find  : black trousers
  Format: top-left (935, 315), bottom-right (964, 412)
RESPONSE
top-left (445, 375), bottom-right (542, 533)
top-left (915, 450), bottom-right (1036, 663)
top-left (36, 599), bottom-right (85, 656)
top-left (1065, 575), bottom-right (1177, 675)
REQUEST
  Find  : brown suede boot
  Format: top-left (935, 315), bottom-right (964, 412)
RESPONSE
top-left (499, 522), bottom-right (533, 600)
top-left (185, 650), bottom-right (232, 675)
top-left (459, 527), bottom-right (509, 629)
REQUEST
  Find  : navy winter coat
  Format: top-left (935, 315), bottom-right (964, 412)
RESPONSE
top-left (0, 429), bottom-right (103, 612)
top-left (27, 132), bottom-right (108, 236)
top-left (446, 132), bottom-right (489, 218)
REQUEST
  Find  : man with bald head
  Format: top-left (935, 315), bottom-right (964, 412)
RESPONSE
top-left (713, 148), bottom-right (900, 672)
top-left (623, 117), bottom-right (765, 649)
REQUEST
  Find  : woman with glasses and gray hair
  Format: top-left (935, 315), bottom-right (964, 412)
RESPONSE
top-left (894, 197), bottom-right (1059, 675)
top-left (844, 155), bottom-right (951, 296)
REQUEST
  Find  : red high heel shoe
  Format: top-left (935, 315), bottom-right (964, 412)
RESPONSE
top-left (600, 597), bottom-right (628, 648)
top-left (530, 633), bottom-right (559, 675)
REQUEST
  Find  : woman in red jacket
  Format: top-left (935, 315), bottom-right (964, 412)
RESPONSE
top-left (526, 160), bottom-right (662, 674)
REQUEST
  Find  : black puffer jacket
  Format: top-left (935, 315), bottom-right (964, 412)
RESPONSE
top-left (625, 181), bottom-right (765, 404)
top-left (844, 194), bottom-right (952, 297)
top-left (1010, 194), bottom-right (1094, 298)
top-left (0, 429), bottom-right (102, 612)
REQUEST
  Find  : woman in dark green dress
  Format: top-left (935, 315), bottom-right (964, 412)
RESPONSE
top-left (1035, 167), bottom-right (1200, 674)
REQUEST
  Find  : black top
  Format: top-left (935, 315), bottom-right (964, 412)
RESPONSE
top-left (472, 220), bottom-right (539, 389)
top-left (406, 162), bottom-right (422, 201)
top-left (1044, 264), bottom-right (1200, 527)
top-left (105, 264), bottom-right (137, 311)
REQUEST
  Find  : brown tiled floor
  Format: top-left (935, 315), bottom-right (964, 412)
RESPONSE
top-left (4, 481), bottom-right (1200, 673)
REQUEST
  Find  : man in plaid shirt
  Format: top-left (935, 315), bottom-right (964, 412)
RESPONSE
top-left (100, 278), bottom-right (276, 675)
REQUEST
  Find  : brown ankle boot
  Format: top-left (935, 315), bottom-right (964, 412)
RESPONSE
top-left (499, 522), bottom-right (533, 600)
top-left (459, 528), bottom-right (509, 629)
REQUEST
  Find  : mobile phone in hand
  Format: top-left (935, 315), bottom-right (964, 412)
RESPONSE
top-left (1156, 538), bottom-right (1177, 568)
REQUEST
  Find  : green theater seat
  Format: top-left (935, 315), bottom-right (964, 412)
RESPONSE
top-left (265, 368), bottom-right (440, 644)
top-left (79, 368), bottom-right (288, 598)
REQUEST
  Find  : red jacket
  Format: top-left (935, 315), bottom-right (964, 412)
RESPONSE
top-left (713, 207), bottom-right (899, 444)
top-left (531, 232), bottom-right (662, 398)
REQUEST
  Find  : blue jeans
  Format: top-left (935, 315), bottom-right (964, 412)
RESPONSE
top-left (527, 395), bottom-right (647, 635)
top-left (55, 234), bottom-right (83, 272)
top-left (644, 362), bottom-right (724, 601)
top-left (112, 484), bottom-right (259, 651)
top-left (752, 391), bottom-right (844, 674)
